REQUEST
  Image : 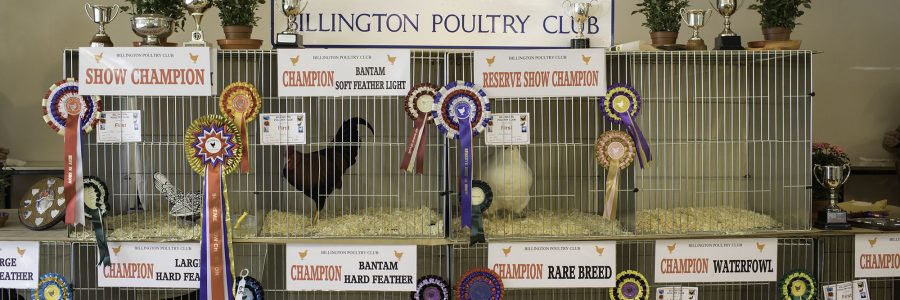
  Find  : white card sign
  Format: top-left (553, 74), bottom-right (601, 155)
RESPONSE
top-left (78, 47), bottom-right (214, 96)
top-left (474, 49), bottom-right (607, 97)
top-left (97, 110), bottom-right (142, 143)
top-left (285, 244), bottom-right (417, 291)
top-left (260, 113), bottom-right (307, 145)
top-left (654, 238), bottom-right (778, 283)
top-left (487, 241), bottom-right (616, 288)
top-left (277, 49), bottom-right (410, 97)
top-left (854, 233), bottom-right (900, 278)
top-left (98, 242), bottom-right (200, 288)
top-left (655, 287), bottom-right (699, 300)
top-left (0, 241), bottom-right (39, 289)
top-left (852, 279), bottom-right (870, 300)
top-left (485, 113), bottom-right (530, 145)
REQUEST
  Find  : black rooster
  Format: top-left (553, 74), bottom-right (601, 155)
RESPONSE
top-left (282, 117), bottom-right (374, 225)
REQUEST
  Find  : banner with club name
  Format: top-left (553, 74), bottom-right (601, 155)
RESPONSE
top-left (277, 49), bottom-right (410, 97)
top-left (270, 0), bottom-right (613, 48)
top-left (654, 238), bottom-right (778, 283)
top-left (0, 242), bottom-right (39, 289)
top-left (285, 244), bottom-right (417, 291)
top-left (78, 47), bottom-right (215, 96)
top-left (487, 241), bottom-right (616, 288)
top-left (474, 49), bottom-right (607, 97)
top-left (97, 242), bottom-right (200, 288)
top-left (855, 233), bottom-right (900, 278)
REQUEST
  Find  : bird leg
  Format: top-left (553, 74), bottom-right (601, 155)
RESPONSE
top-left (312, 210), bottom-right (319, 227)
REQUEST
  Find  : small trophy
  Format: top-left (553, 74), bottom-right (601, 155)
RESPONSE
top-left (681, 8), bottom-right (712, 50)
top-left (562, 0), bottom-right (599, 49)
top-left (183, 0), bottom-right (212, 46)
top-left (84, 3), bottom-right (121, 47)
top-left (710, 0), bottom-right (744, 50)
top-left (276, 0), bottom-right (308, 48)
top-left (814, 164), bottom-right (852, 230)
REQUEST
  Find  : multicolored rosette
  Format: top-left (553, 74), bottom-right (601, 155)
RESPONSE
top-left (400, 83), bottom-right (439, 174)
top-left (432, 81), bottom-right (492, 228)
top-left (83, 176), bottom-right (111, 266)
top-left (184, 115), bottom-right (242, 300)
top-left (219, 82), bottom-right (261, 174)
top-left (33, 273), bottom-right (72, 300)
top-left (595, 131), bottom-right (636, 220)
top-left (610, 270), bottom-right (649, 300)
top-left (470, 180), bottom-right (493, 245)
top-left (41, 78), bottom-right (102, 226)
top-left (411, 275), bottom-right (450, 300)
top-left (235, 269), bottom-right (264, 300)
top-left (600, 83), bottom-right (652, 169)
top-left (780, 269), bottom-right (815, 300)
top-left (457, 268), bottom-right (503, 300)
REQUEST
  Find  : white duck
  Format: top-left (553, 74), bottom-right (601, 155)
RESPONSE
top-left (476, 146), bottom-right (534, 217)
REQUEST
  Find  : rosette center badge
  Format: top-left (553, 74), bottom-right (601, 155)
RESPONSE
top-left (193, 124), bottom-right (236, 167)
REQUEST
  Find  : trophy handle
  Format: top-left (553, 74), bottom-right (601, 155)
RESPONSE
top-left (840, 163), bottom-right (852, 186)
top-left (562, 0), bottom-right (572, 10)
top-left (590, 0), bottom-right (600, 5)
top-left (84, 3), bottom-right (93, 20)
top-left (708, 0), bottom-right (721, 16)
top-left (679, 8), bottom-right (688, 24)
top-left (109, 4), bottom-right (121, 23)
top-left (736, 0), bottom-right (745, 11)
top-left (298, 1), bottom-right (309, 14)
top-left (813, 164), bottom-right (823, 186)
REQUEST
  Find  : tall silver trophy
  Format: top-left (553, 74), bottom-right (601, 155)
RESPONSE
top-left (84, 3), bottom-right (121, 47)
top-left (709, 0), bottom-right (744, 50)
top-left (562, 0), bottom-right (599, 48)
top-left (814, 164), bottom-right (852, 230)
top-left (681, 8), bottom-right (711, 50)
top-left (276, 0), bottom-right (308, 48)
top-left (183, 0), bottom-right (212, 46)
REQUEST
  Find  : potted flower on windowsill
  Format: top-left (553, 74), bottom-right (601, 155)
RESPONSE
top-left (124, 0), bottom-right (186, 46)
top-left (748, 0), bottom-right (811, 41)
top-left (632, 0), bottom-right (690, 46)
top-left (212, 0), bottom-right (265, 49)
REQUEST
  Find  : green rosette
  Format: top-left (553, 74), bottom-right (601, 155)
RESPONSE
top-left (780, 269), bottom-right (815, 300)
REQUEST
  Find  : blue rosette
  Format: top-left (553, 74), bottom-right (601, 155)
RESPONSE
top-left (411, 275), bottom-right (450, 300)
top-left (600, 83), bottom-right (652, 168)
top-left (33, 273), bottom-right (72, 300)
top-left (457, 268), bottom-right (503, 300)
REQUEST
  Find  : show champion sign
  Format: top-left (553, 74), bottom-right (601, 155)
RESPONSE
top-left (487, 241), bottom-right (617, 288)
top-left (285, 244), bottom-right (417, 291)
top-left (277, 49), bottom-right (410, 97)
top-left (272, 0), bottom-right (613, 48)
top-left (654, 238), bottom-right (778, 283)
top-left (0, 241), bottom-right (39, 289)
top-left (475, 49), bottom-right (607, 97)
top-left (855, 233), bottom-right (900, 278)
top-left (78, 47), bottom-right (214, 96)
top-left (97, 242), bottom-right (200, 288)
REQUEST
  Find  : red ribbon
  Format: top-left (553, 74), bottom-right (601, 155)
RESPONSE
top-left (400, 115), bottom-right (428, 174)
top-left (205, 164), bottom-right (228, 299)
top-left (63, 113), bottom-right (83, 225)
top-left (237, 115), bottom-right (250, 174)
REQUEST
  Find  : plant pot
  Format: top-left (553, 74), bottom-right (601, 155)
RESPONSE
top-left (762, 27), bottom-right (792, 41)
top-left (650, 31), bottom-right (678, 46)
top-left (224, 26), bottom-right (253, 39)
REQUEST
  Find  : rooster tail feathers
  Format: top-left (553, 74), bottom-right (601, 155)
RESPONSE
top-left (332, 117), bottom-right (374, 143)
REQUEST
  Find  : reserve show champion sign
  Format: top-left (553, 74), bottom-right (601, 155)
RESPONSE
top-left (654, 238), bottom-right (778, 283)
top-left (277, 49), bottom-right (410, 97)
top-left (97, 242), bottom-right (201, 288)
top-left (474, 49), bottom-right (607, 97)
top-left (855, 233), bottom-right (900, 278)
top-left (487, 241), bottom-right (617, 288)
top-left (0, 242), bottom-right (39, 289)
top-left (285, 244), bottom-right (417, 291)
top-left (78, 47), bottom-right (214, 96)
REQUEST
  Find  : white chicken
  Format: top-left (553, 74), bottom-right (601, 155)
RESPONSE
top-left (476, 146), bottom-right (534, 217)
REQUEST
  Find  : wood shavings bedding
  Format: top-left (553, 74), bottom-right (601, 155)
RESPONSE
top-left (636, 206), bottom-right (781, 234)
top-left (72, 211), bottom-right (258, 241)
top-left (454, 209), bottom-right (626, 238)
top-left (261, 207), bottom-right (444, 237)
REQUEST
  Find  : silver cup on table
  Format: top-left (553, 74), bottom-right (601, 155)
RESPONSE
top-left (562, 0), bottom-right (599, 48)
top-left (275, 0), bottom-right (308, 48)
top-left (814, 164), bottom-right (852, 230)
top-left (680, 8), bottom-right (712, 50)
top-left (132, 14), bottom-right (174, 47)
top-left (182, 0), bottom-right (212, 46)
top-left (84, 3), bottom-right (121, 47)
top-left (709, 0), bottom-right (745, 50)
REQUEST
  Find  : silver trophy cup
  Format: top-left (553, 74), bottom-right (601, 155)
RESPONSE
top-left (132, 14), bottom-right (174, 47)
top-left (814, 164), bottom-right (852, 230)
top-left (709, 0), bottom-right (744, 49)
top-left (680, 8), bottom-right (712, 50)
top-left (562, 0), bottom-right (599, 48)
top-left (183, 0), bottom-right (212, 46)
top-left (84, 3), bottom-right (121, 47)
top-left (276, 0), bottom-right (308, 48)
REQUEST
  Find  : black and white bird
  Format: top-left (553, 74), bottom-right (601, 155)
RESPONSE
top-left (153, 172), bottom-right (202, 225)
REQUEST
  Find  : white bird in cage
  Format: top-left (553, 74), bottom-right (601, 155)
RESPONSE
top-left (477, 146), bottom-right (534, 217)
top-left (153, 172), bottom-right (202, 225)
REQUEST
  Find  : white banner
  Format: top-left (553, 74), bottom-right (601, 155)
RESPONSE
top-left (475, 49), bottom-right (607, 97)
top-left (277, 49), bottom-right (411, 97)
top-left (260, 113), bottom-right (308, 145)
top-left (98, 242), bottom-right (200, 288)
top-left (0, 241), bottom-right (39, 289)
top-left (271, 0), bottom-right (613, 48)
top-left (78, 47), bottom-right (214, 96)
top-left (97, 110), bottom-right (142, 143)
top-left (487, 241), bottom-right (616, 288)
top-left (654, 238), bottom-right (778, 283)
top-left (285, 244), bottom-right (417, 291)
top-left (855, 233), bottom-right (900, 278)
top-left (485, 113), bottom-right (531, 145)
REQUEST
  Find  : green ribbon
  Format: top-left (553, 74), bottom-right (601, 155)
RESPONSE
top-left (470, 205), bottom-right (485, 245)
top-left (89, 208), bottom-right (110, 267)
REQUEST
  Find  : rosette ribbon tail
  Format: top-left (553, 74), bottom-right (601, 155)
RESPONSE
top-left (63, 114), bottom-right (86, 226)
top-left (400, 115), bottom-right (428, 174)
top-left (459, 116), bottom-right (474, 229)
top-left (617, 113), bottom-right (652, 168)
top-left (470, 205), bottom-right (485, 245)
top-left (200, 165), bottom-right (236, 300)
top-left (602, 160), bottom-right (620, 220)
top-left (237, 115), bottom-right (250, 174)
top-left (90, 209), bottom-right (111, 266)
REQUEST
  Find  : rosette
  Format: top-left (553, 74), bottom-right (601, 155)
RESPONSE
top-left (411, 275), bottom-right (450, 300)
top-left (400, 83), bottom-right (439, 174)
top-left (42, 78), bottom-right (102, 226)
top-left (432, 81), bottom-right (492, 228)
top-left (18, 177), bottom-right (67, 231)
top-left (610, 270), bottom-right (649, 300)
top-left (33, 273), bottom-right (72, 300)
top-left (235, 269), bottom-right (264, 300)
top-left (184, 115), bottom-right (242, 300)
top-left (219, 82), bottom-right (261, 174)
top-left (457, 268), bottom-right (503, 300)
top-left (600, 83), bottom-right (651, 169)
top-left (83, 176), bottom-right (111, 266)
top-left (780, 269), bottom-right (815, 300)
top-left (595, 131), bottom-right (636, 220)
top-left (470, 180), bottom-right (493, 245)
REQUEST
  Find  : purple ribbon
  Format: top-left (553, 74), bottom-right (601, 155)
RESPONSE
top-left (458, 113), bottom-right (473, 228)
top-left (200, 166), bottom-right (235, 300)
top-left (617, 112), bottom-right (652, 168)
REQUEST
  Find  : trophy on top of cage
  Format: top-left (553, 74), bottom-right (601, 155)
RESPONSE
top-left (276, 0), bottom-right (308, 48)
top-left (84, 3), bottom-right (122, 47)
top-left (814, 164), bottom-right (852, 230)
top-left (182, 0), bottom-right (212, 46)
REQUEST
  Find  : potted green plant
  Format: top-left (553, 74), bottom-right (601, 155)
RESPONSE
top-left (212, 0), bottom-right (264, 49)
top-left (748, 0), bottom-right (811, 41)
top-left (632, 0), bottom-right (690, 46)
top-left (123, 0), bottom-right (186, 46)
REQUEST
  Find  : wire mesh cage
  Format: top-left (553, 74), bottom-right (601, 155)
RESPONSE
top-left (818, 235), bottom-right (899, 300)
